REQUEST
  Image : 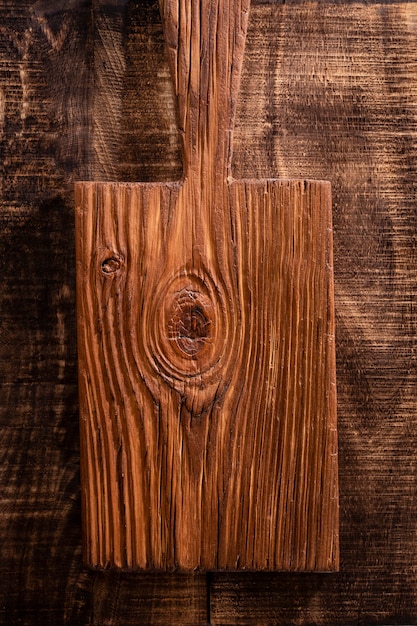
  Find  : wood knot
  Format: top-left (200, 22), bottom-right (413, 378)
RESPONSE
top-left (101, 255), bottom-right (123, 275)
top-left (144, 268), bottom-right (233, 387)
top-left (168, 291), bottom-right (212, 357)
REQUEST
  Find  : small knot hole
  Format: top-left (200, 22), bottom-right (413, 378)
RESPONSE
top-left (101, 256), bottom-right (121, 274)
top-left (168, 291), bottom-right (212, 357)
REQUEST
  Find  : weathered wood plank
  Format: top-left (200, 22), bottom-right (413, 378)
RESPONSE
top-left (119, 0), bottom-right (182, 183)
top-left (92, 0), bottom-right (127, 181)
top-left (0, 3), bottom-right (90, 625)
top-left (211, 0), bottom-right (417, 622)
top-left (76, 0), bottom-right (338, 571)
top-left (0, 1), bottom-right (207, 624)
top-left (1, 0), bottom-right (417, 622)
top-left (65, 570), bottom-right (207, 625)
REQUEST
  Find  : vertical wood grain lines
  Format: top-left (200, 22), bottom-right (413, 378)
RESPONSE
top-left (3, 0), bottom-right (417, 622)
top-left (75, 177), bottom-right (338, 571)
top-left (75, 0), bottom-right (338, 571)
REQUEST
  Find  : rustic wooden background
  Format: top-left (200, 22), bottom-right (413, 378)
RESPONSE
top-left (1, 0), bottom-right (416, 624)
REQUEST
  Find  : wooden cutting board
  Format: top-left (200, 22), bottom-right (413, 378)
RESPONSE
top-left (75, 0), bottom-right (339, 571)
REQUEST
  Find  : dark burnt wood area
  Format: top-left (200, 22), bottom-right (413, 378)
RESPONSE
top-left (1, 0), bottom-right (416, 624)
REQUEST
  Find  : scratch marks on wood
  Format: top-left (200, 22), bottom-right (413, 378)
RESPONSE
top-left (31, 0), bottom-right (71, 52)
top-left (93, 1), bottom-right (128, 180)
top-left (0, 87), bottom-right (4, 137)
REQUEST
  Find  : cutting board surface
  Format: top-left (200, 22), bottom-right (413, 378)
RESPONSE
top-left (75, 0), bottom-right (338, 571)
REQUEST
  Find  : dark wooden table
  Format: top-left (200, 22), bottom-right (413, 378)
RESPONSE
top-left (1, 1), bottom-right (416, 623)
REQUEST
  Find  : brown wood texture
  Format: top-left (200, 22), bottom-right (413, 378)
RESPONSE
top-left (0, 0), bottom-right (416, 623)
top-left (75, 0), bottom-right (338, 571)
top-left (0, 1), bottom-right (207, 624)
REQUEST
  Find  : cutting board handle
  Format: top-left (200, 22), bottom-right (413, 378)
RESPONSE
top-left (159, 0), bottom-right (250, 181)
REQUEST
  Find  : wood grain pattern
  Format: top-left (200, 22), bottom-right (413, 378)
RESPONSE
top-left (2, 0), bottom-right (417, 623)
top-left (0, 4), bottom-right (90, 626)
top-left (210, 0), bottom-right (417, 621)
top-left (75, 0), bottom-right (338, 571)
top-left (0, 2), bottom-right (207, 624)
